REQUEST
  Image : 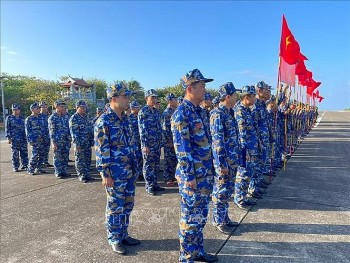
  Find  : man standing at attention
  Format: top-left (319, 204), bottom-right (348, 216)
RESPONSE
top-left (171, 69), bottom-right (218, 262)
top-left (95, 82), bottom-right (140, 256)
top-left (138, 89), bottom-right (164, 195)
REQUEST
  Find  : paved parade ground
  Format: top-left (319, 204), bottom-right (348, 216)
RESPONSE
top-left (1, 111), bottom-right (350, 263)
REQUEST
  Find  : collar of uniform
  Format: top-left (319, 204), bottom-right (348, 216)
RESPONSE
top-left (106, 106), bottom-right (125, 121)
top-left (218, 104), bottom-right (230, 114)
top-left (182, 99), bottom-right (197, 112)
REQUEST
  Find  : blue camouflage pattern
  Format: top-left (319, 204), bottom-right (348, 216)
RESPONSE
top-left (25, 114), bottom-right (44, 173)
top-left (128, 112), bottom-right (143, 179)
top-left (138, 105), bottom-right (162, 191)
top-left (171, 99), bottom-right (214, 262)
top-left (5, 114), bottom-right (28, 169)
top-left (94, 107), bottom-right (136, 245)
top-left (39, 113), bottom-right (51, 165)
top-left (210, 104), bottom-right (241, 226)
top-left (69, 112), bottom-right (94, 180)
top-left (161, 106), bottom-right (177, 182)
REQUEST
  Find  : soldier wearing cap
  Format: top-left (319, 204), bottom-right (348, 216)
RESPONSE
top-left (38, 101), bottom-right (52, 167)
top-left (92, 107), bottom-right (103, 124)
top-left (177, 96), bottom-right (184, 105)
top-left (201, 92), bottom-right (213, 127)
top-left (5, 104), bottom-right (28, 172)
top-left (129, 101), bottom-right (143, 181)
top-left (212, 95), bottom-right (220, 109)
top-left (25, 102), bottom-right (46, 175)
top-left (95, 82), bottom-right (140, 255)
top-left (138, 89), bottom-right (164, 195)
top-left (233, 85), bottom-right (259, 210)
top-left (210, 82), bottom-right (241, 235)
top-left (69, 100), bottom-right (94, 183)
top-left (161, 93), bottom-right (178, 186)
top-left (171, 68), bottom-right (218, 262)
top-left (48, 100), bottom-right (71, 178)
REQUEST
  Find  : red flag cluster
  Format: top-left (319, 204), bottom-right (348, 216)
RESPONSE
top-left (279, 15), bottom-right (323, 103)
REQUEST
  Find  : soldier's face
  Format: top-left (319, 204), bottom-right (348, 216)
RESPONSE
top-left (131, 107), bottom-right (140, 114)
top-left (169, 98), bottom-right (177, 108)
top-left (40, 105), bottom-right (48, 113)
top-left (146, 96), bottom-right (157, 107)
top-left (32, 107), bottom-right (40, 115)
top-left (192, 81), bottom-right (206, 102)
top-left (12, 109), bottom-right (20, 116)
top-left (77, 106), bottom-right (86, 115)
top-left (114, 95), bottom-right (130, 111)
top-left (246, 94), bottom-right (256, 106)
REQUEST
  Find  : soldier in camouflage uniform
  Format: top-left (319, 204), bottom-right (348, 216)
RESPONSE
top-left (171, 69), bottom-right (218, 263)
top-left (234, 85), bottom-right (259, 210)
top-left (25, 103), bottom-right (45, 175)
top-left (91, 107), bottom-right (103, 124)
top-left (69, 100), bottom-right (94, 183)
top-left (49, 100), bottom-right (71, 178)
top-left (210, 82), bottom-right (241, 235)
top-left (211, 95), bottom-right (220, 109)
top-left (138, 89), bottom-right (164, 195)
top-left (5, 104), bottom-right (28, 172)
top-left (161, 93), bottom-right (178, 186)
top-left (95, 82), bottom-right (140, 256)
top-left (39, 101), bottom-right (52, 167)
top-left (128, 101), bottom-right (143, 181)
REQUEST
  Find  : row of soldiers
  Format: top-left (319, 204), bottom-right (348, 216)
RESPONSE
top-left (92, 69), bottom-right (318, 261)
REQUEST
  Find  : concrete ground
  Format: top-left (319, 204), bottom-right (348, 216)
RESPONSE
top-left (1, 111), bottom-right (349, 263)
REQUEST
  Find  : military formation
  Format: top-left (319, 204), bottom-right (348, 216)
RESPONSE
top-left (5, 69), bottom-right (318, 263)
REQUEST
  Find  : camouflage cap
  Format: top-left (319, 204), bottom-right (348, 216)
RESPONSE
top-left (212, 95), bottom-right (220, 105)
top-left (107, 82), bottom-right (134, 98)
top-left (145, 89), bottom-right (158, 97)
top-left (130, 101), bottom-right (141, 108)
top-left (218, 82), bottom-right (241, 99)
top-left (180, 68), bottom-right (213, 89)
top-left (39, 101), bottom-right (48, 107)
top-left (166, 93), bottom-right (176, 101)
top-left (255, 81), bottom-right (266, 89)
top-left (11, 103), bottom-right (21, 110)
top-left (177, 96), bottom-right (184, 103)
top-left (54, 99), bottom-right (66, 107)
top-left (241, 85), bottom-right (256, 96)
top-left (75, 100), bottom-right (87, 108)
top-left (30, 102), bottom-right (40, 110)
top-left (204, 92), bottom-right (213, 101)
top-left (96, 107), bottom-right (103, 113)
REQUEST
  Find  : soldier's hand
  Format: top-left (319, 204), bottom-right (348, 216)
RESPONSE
top-left (102, 176), bottom-right (114, 187)
top-left (8, 139), bottom-right (12, 144)
top-left (52, 143), bottom-right (57, 151)
top-left (142, 146), bottom-right (150, 155)
top-left (220, 167), bottom-right (229, 175)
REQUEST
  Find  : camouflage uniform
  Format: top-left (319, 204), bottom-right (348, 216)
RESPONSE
top-left (210, 102), bottom-right (240, 225)
top-left (128, 101), bottom-right (143, 180)
top-left (234, 87), bottom-right (259, 205)
top-left (25, 103), bottom-right (44, 174)
top-left (38, 101), bottom-right (51, 166)
top-left (69, 100), bottom-right (94, 181)
top-left (5, 104), bottom-right (28, 170)
top-left (95, 83), bottom-right (136, 246)
top-left (161, 93), bottom-right (177, 183)
top-left (48, 100), bottom-right (71, 177)
top-left (138, 89), bottom-right (162, 192)
top-left (172, 69), bottom-right (214, 262)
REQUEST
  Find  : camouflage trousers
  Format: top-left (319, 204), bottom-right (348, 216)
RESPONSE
top-left (163, 146), bottom-right (177, 182)
top-left (53, 142), bottom-right (70, 175)
top-left (28, 142), bottom-right (44, 173)
top-left (212, 167), bottom-right (236, 226)
top-left (105, 175), bottom-right (136, 245)
top-left (234, 154), bottom-right (257, 204)
top-left (134, 144), bottom-right (143, 179)
top-left (10, 140), bottom-right (28, 169)
top-left (178, 176), bottom-right (213, 262)
top-left (74, 144), bottom-right (91, 179)
top-left (142, 145), bottom-right (160, 190)
top-left (42, 139), bottom-right (50, 164)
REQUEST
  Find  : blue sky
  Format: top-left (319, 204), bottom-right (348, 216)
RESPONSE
top-left (1, 1), bottom-right (349, 110)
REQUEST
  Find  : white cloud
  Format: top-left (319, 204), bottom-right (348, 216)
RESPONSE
top-left (7, 51), bottom-right (18, 55)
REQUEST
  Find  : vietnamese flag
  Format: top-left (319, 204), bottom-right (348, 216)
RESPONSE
top-left (280, 15), bottom-right (302, 65)
top-left (295, 59), bottom-right (307, 76)
top-left (298, 70), bottom-right (313, 86)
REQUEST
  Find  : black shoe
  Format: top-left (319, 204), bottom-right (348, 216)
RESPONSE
top-left (80, 177), bottom-right (89, 183)
top-left (146, 188), bottom-right (156, 196)
top-left (20, 166), bottom-right (28, 170)
top-left (251, 192), bottom-right (263, 199)
top-left (235, 202), bottom-right (250, 211)
top-left (35, 169), bottom-right (47, 174)
top-left (111, 243), bottom-right (127, 255)
top-left (244, 200), bottom-right (257, 206)
top-left (122, 236), bottom-right (141, 246)
top-left (45, 163), bottom-right (53, 167)
top-left (13, 168), bottom-right (19, 172)
top-left (226, 220), bottom-right (239, 227)
top-left (55, 173), bottom-right (66, 179)
top-left (194, 253), bottom-right (218, 262)
top-left (63, 172), bottom-right (71, 177)
top-left (258, 189), bottom-right (267, 194)
top-left (215, 224), bottom-right (234, 235)
top-left (137, 176), bottom-right (144, 181)
top-left (154, 185), bottom-right (165, 191)
top-left (68, 159), bottom-right (74, 163)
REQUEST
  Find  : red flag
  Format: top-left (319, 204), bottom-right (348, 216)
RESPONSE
top-left (298, 70), bottom-right (313, 86)
top-left (306, 79), bottom-right (321, 95)
top-left (280, 15), bottom-right (301, 65)
top-left (295, 60), bottom-right (307, 76)
top-left (318, 96), bottom-right (324, 103)
top-left (280, 57), bottom-right (296, 86)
